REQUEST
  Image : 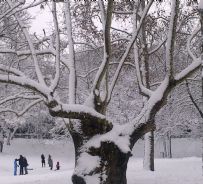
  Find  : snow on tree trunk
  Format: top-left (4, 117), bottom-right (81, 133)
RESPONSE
top-left (72, 141), bottom-right (131, 184)
top-left (69, 118), bottom-right (131, 184)
top-left (143, 131), bottom-right (154, 171)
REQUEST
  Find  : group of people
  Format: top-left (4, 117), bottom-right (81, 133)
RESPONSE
top-left (13, 154), bottom-right (60, 176)
top-left (41, 154), bottom-right (60, 171)
top-left (14, 155), bottom-right (28, 176)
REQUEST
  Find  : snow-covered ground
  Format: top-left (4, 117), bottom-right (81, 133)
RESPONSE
top-left (0, 139), bottom-right (203, 184)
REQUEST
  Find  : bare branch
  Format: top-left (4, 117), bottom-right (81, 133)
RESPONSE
top-left (78, 62), bottom-right (136, 78)
top-left (7, 0), bottom-right (46, 86)
top-left (185, 81), bottom-right (203, 118)
top-left (133, 44), bottom-right (153, 97)
top-left (0, 64), bottom-right (24, 76)
top-left (187, 27), bottom-right (200, 61)
top-left (107, 0), bottom-right (154, 102)
top-left (0, 94), bottom-right (42, 106)
top-left (148, 39), bottom-right (166, 55)
top-left (0, 98), bottom-right (43, 116)
top-left (0, 1), bottom-right (23, 21)
top-left (0, 74), bottom-right (51, 98)
top-left (91, 0), bottom-right (114, 101)
top-left (111, 27), bottom-right (131, 36)
top-left (112, 11), bottom-right (133, 15)
top-left (64, 0), bottom-right (76, 104)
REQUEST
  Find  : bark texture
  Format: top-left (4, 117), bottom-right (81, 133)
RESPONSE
top-left (143, 131), bottom-right (154, 171)
top-left (69, 118), bottom-right (131, 184)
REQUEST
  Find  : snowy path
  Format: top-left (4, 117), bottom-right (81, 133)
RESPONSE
top-left (0, 139), bottom-right (203, 184)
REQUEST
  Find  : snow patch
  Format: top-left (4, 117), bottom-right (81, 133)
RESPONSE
top-left (75, 152), bottom-right (100, 176)
top-left (84, 93), bottom-right (95, 108)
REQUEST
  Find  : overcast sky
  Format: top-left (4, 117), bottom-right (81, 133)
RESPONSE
top-left (27, 1), bottom-right (53, 34)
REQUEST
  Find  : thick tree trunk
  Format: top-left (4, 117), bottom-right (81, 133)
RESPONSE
top-left (143, 131), bottom-right (154, 171)
top-left (72, 141), bottom-right (131, 184)
top-left (69, 118), bottom-right (131, 184)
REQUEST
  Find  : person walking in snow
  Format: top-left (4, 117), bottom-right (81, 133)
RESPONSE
top-left (48, 155), bottom-right (53, 170)
top-left (14, 159), bottom-right (19, 176)
top-left (18, 155), bottom-right (24, 175)
top-left (23, 156), bottom-right (28, 175)
top-left (56, 161), bottom-right (60, 170)
top-left (41, 154), bottom-right (45, 167)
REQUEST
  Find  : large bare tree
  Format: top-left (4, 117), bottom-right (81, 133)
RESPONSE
top-left (0, 0), bottom-right (202, 184)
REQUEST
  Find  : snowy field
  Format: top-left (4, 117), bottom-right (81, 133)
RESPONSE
top-left (0, 139), bottom-right (203, 184)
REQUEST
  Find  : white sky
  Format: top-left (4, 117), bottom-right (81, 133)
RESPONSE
top-left (26, 0), bottom-right (198, 35)
top-left (26, 1), bottom-right (53, 34)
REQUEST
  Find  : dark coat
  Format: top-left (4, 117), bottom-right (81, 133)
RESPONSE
top-left (41, 154), bottom-right (45, 162)
top-left (18, 155), bottom-right (24, 166)
top-left (22, 157), bottom-right (28, 167)
top-left (48, 156), bottom-right (53, 167)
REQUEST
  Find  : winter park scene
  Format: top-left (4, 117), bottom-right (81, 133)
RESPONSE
top-left (1, 0), bottom-right (203, 184)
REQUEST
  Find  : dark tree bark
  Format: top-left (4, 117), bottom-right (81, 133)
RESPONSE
top-left (69, 117), bottom-right (131, 184)
top-left (0, 142), bottom-right (3, 152)
top-left (143, 131), bottom-right (155, 171)
top-left (72, 141), bottom-right (131, 184)
top-left (68, 108), bottom-right (157, 184)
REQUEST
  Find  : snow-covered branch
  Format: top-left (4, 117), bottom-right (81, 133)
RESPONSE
top-left (165, 0), bottom-right (179, 77)
top-left (133, 44), bottom-right (153, 97)
top-left (186, 81), bottom-right (203, 118)
top-left (0, 48), bottom-right (53, 56)
top-left (0, 74), bottom-right (51, 98)
top-left (64, 0), bottom-right (76, 104)
top-left (0, 64), bottom-right (25, 76)
top-left (50, 2), bottom-right (60, 92)
top-left (174, 58), bottom-right (201, 82)
top-left (7, 0), bottom-right (46, 86)
top-left (91, 0), bottom-right (113, 99)
top-left (49, 103), bottom-right (108, 122)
